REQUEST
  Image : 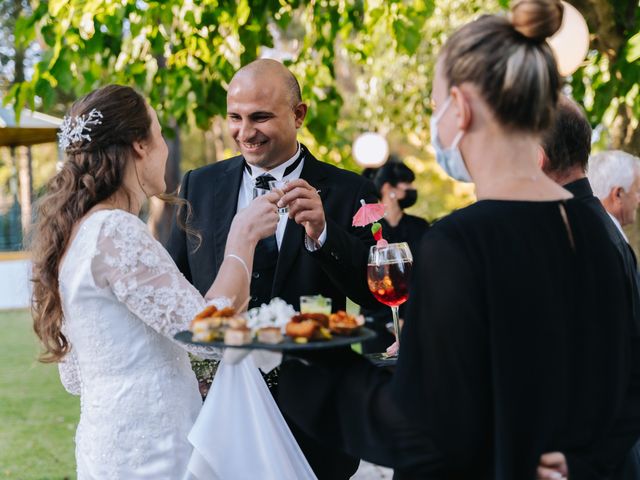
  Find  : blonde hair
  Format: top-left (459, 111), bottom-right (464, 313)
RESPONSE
top-left (441, 0), bottom-right (564, 133)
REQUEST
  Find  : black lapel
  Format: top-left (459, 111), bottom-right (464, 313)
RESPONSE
top-left (272, 147), bottom-right (330, 297)
top-left (213, 156), bottom-right (244, 272)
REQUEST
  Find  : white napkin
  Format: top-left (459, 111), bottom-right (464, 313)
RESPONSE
top-left (184, 355), bottom-right (316, 480)
top-left (222, 348), bottom-right (282, 373)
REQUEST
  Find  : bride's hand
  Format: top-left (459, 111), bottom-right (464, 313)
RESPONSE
top-left (231, 191), bottom-right (282, 245)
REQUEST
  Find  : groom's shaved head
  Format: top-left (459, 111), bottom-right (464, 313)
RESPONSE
top-left (226, 58), bottom-right (308, 170)
top-left (230, 59), bottom-right (302, 107)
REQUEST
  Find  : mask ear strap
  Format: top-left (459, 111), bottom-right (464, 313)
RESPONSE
top-left (451, 130), bottom-right (464, 149)
top-left (433, 96), bottom-right (453, 123)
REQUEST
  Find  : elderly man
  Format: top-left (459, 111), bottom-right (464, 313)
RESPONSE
top-left (538, 97), bottom-right (640, 480)
top-left (167, 58), bottom-right (379, 479)
top-left (589, 150), bottom-right (640, 241)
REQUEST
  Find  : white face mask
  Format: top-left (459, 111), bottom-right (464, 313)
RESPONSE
top-left (430, 96), bottom-right (472, 183)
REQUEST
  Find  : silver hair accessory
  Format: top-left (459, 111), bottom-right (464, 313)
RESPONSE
top-left (58, 108), bottom-right (104, 150)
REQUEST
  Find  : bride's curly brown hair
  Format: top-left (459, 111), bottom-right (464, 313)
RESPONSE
top-left (30, 84), bottom-right (195, 363)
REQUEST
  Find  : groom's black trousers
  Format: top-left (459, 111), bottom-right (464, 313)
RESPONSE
top-left (265, 370), bottom-right (359, 480)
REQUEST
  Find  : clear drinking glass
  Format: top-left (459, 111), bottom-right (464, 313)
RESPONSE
top-left (367, 242), bottom-right (413, 356)
top-left (268, 179), bottom-right (290, 215)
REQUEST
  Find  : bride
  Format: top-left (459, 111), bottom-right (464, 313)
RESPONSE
top-left (30, 84), bottom-right (281, 478)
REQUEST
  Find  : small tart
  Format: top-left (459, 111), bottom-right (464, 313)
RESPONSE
top-left (285, 319), bottom-right (319, 339)
top-left (224, 326), bottom-right (252, 346)
top-left (329, 311), bottom-right (364, 335)
top-left (257, 326), bottom-right (283, 344)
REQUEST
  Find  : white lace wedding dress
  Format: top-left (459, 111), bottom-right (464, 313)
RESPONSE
top-left (57, 209), bottom-right (225, 479)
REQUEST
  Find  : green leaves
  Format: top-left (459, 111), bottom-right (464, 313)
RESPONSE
top-left (236, 0), bottom-right (251, 26)
top-left (2, 0), bottom-right (442, 216)
top-left (626, 31), bottom-right (640, 63)
top-left (13, 15), bottom-right (37, 48)
top-left (35, 78), bottom-right (56, 111)
top-left (49, 57), bottom-right (74, 92)
top-left (48, 0), bottom-right (68, 17)
top-left (393, 18), bottom-right (421, 55)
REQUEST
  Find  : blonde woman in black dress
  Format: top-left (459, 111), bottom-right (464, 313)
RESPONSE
top-left (277, 1), bottom-right (640, 478)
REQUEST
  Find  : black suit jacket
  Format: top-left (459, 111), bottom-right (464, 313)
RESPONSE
top-left (564, 178), bottom-right (640, 326)
top-left (564, 178), bottom-right (640, 479)
top-left (167, 147), bottom-right (379, 312)
top-left (166, 146), bottom-right (379, 479)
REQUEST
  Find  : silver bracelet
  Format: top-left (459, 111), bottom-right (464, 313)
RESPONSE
top-left (225, 254), bottom-right (251, 283)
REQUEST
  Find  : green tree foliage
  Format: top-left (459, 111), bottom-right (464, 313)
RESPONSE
top-left (333, 0), bottom-right (498, 219)
top-left (6, 0), bottom-right (476, 222)
top-left (0, 0), bottom-right (32, 89)
top-left (5, 0), bottom-right (434, 145)
top-left (569, 0), bottom-right (640, 155)
top-left (5, 1), bottom-right (639, 223)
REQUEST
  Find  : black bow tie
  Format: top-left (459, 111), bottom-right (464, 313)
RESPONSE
top-left (244, 149), bottom-right (305, 183)
top-left (254, 173), bottom-right (275, 190)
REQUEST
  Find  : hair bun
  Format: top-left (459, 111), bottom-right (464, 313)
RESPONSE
top-left (510, 0), bottom-right (563, 41)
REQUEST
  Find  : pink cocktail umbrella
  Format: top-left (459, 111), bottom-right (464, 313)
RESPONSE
top-left (352, 199), bottom-right (388, 247)
top-left (352, 199), bottom-right (385, 227)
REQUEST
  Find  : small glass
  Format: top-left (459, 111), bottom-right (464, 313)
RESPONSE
top-left (268, 179), bottom-right (289, 215)
top-left (300, 295), bottom-right (332, 315)
top-left (253, 186), bottom-right (270, 200)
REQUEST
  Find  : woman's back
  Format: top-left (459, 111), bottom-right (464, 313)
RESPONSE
top-left (394, 199), bottom-right (634, 478)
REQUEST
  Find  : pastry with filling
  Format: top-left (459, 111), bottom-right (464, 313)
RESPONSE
top-left (257, 326), bottom-right (284, 344)
top-left (224, 326), bottom-right (253, 346)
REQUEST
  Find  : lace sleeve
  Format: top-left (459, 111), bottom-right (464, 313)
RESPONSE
top-left (58, 348), bottom-right (81, 396)
top-left (91, 210), bottom-right (225, 359)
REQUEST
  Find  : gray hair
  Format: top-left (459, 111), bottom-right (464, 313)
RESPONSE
top-left (588, 150), bottom-right (640, 199)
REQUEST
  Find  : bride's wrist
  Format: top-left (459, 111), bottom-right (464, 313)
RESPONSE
top-left (228, 219), bottom-right (259, 248)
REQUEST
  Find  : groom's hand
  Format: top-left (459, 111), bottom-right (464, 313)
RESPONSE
top-left (280, 179), bottom-right (325, 242)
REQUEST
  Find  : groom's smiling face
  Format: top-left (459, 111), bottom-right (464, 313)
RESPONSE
top-left (227, 69), bottom-right (306, 171)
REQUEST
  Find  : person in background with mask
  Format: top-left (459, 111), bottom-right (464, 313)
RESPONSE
top-left (361, 157), bottom-right (429, 353)
top-left (364, 156), bottom-right (430, 260)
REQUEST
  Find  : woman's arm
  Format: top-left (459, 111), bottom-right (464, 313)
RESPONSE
top-left (204, 191), bottom-right (281, 310)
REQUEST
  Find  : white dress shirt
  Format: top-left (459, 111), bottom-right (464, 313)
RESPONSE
top-left (236, 143), bottom-right (326, 249)
top-left (607, 212), bottom-right (629, 243)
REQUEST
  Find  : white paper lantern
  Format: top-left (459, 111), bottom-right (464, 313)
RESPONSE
top-left (352, 132), bottom-right (389, 167)
top-left (547, 1), bottom-right (590, 76)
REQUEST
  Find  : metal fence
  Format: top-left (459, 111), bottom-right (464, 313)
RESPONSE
top-left (0, 198), bottom-right (23, 251)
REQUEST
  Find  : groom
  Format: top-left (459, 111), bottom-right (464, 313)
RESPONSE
top-left (167, 59), bottom-right (380, 479)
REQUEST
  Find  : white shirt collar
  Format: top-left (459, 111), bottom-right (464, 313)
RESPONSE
top-left (607, 212), bottom-right (629, 242)
top-left (245, 143), bottom-right (301, 181)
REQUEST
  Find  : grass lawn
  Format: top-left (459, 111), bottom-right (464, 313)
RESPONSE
top-left (0, 309), bottom-right (78, 480)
